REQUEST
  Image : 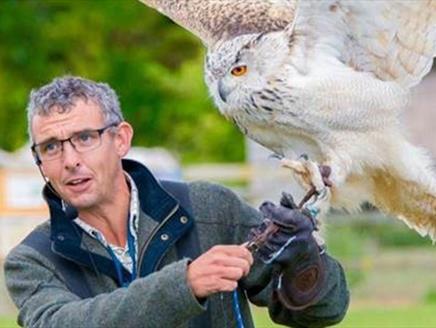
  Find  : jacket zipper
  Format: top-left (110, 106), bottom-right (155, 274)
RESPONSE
top-left (137, 204), bottom-right (179, 272)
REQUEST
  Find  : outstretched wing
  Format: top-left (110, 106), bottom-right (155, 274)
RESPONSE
top-left (138, 0), bottom-right (296, 46)
top-left (292, 0), bottom-right (436, 89)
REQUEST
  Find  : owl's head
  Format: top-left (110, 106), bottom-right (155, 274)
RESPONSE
top-left (205, 31), bottom-right (290, 118)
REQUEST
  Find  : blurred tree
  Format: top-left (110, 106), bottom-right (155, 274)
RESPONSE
top-left (0, 0), bottom-right (244, 163)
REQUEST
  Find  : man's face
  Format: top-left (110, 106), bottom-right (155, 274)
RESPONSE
top-left (31, 99), bottom-right (132, 210)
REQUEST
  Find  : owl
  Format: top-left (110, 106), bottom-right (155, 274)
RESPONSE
top-left (140, 0), bottom-right (436, 240)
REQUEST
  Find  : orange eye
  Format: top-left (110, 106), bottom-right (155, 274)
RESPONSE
top-left (231, 65), bottom-right (248, 77)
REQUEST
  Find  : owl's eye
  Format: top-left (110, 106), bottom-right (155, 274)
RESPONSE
top-left (231, 65), bottom-right (248, 77)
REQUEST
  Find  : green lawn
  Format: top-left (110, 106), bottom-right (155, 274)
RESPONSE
top-left (0, 316), bottom-right (17, 328)
top-left (339, 304), bottom-right (436, 328)
top-left (3, 305), bottom-right (436, 327)
top-left (253, 304), bottom-right (436, 327)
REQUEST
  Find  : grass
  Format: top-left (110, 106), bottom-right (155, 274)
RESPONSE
top-left (252, 304), bottom-right (436, 328)
top-left (4, 306), bottom-right (436, 328)
top-left (0, 317), bottom-right (17, 328)
top-left (338, 304), bottom-right (436, 328)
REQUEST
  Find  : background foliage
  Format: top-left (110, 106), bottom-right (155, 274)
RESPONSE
top-left (0, 0), bottom-right (244, 163)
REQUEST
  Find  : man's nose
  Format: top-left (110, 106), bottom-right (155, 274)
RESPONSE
top-left (61, 140), bottom-right (81, 169)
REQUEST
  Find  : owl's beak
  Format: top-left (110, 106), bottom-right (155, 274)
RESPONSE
top-left (218, 80), bottom-right (230, 103)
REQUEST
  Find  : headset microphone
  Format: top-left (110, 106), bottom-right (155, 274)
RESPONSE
top-left (33, 154), bottom-right (62, 198)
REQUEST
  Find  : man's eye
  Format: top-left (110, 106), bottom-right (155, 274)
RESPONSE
top-left (78, 132), bottom-right (91, 142)
top-left (75, 131), bottom-right (97, 145)
top-left (41, 142), bottom-right (59, 154)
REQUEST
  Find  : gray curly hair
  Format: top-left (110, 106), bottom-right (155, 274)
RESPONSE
top-left (27, 76), bottom-right (124, 140)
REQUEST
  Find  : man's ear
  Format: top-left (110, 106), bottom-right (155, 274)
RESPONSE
top-left (114, 122), bottom-right (134, 157)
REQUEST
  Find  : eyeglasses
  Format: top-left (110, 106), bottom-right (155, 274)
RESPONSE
top-left (31, 123), bottom-right (118, 164)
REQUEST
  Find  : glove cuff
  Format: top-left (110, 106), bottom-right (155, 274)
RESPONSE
top-left (275, 253), bottom-right (327, 310)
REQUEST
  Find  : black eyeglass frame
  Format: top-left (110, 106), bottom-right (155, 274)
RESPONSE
top-left (31, 122), bottom-right (119, 165)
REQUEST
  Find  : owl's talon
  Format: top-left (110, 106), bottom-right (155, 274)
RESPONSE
top-left (299, 153), bottom-right (309, 161)
top-left (270, 153), bottom-right (284, 160)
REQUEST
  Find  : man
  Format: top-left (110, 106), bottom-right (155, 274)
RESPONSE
top-left (4, 76), bottom-right (349, 327)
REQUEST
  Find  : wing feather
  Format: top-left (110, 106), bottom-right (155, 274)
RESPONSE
top-left (293, 0), bottom-right (436, 89)
top-left (138, 0), bottom-right (296, 46)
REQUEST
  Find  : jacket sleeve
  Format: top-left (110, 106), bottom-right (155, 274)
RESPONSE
top-left (4, 245), bottom-right (205, 328)
top-left (223, 186), bottom-right (350, 327)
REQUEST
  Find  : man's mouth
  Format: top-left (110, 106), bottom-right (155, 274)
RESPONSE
top-left (67, 178), bottom-right (90, 186)
top-left (65, 177), bottom-right (92, 192)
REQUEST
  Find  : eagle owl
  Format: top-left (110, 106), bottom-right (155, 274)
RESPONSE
top-left (140, 0), bottom-right (436, 240)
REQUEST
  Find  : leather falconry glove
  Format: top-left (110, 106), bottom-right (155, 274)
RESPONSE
top-left (247, 192), bottom-right (327, 310)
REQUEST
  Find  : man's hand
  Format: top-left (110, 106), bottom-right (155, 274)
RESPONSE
top-left (187, 245), bottom-right (253, 298)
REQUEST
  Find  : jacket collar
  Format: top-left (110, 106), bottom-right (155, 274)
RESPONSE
top-left (44, 159), bottom-right (178, 224)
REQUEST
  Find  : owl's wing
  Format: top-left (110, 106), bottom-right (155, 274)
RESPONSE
top-left (138, 0), bottom-right (296, 46)
top-left (292, 0), bottom-right (436, 89)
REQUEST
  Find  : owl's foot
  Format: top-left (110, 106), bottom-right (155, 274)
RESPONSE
top-left (280, 154), bottom-right (332, 213)
top-left (280, 155), bottom-right (332, 194)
